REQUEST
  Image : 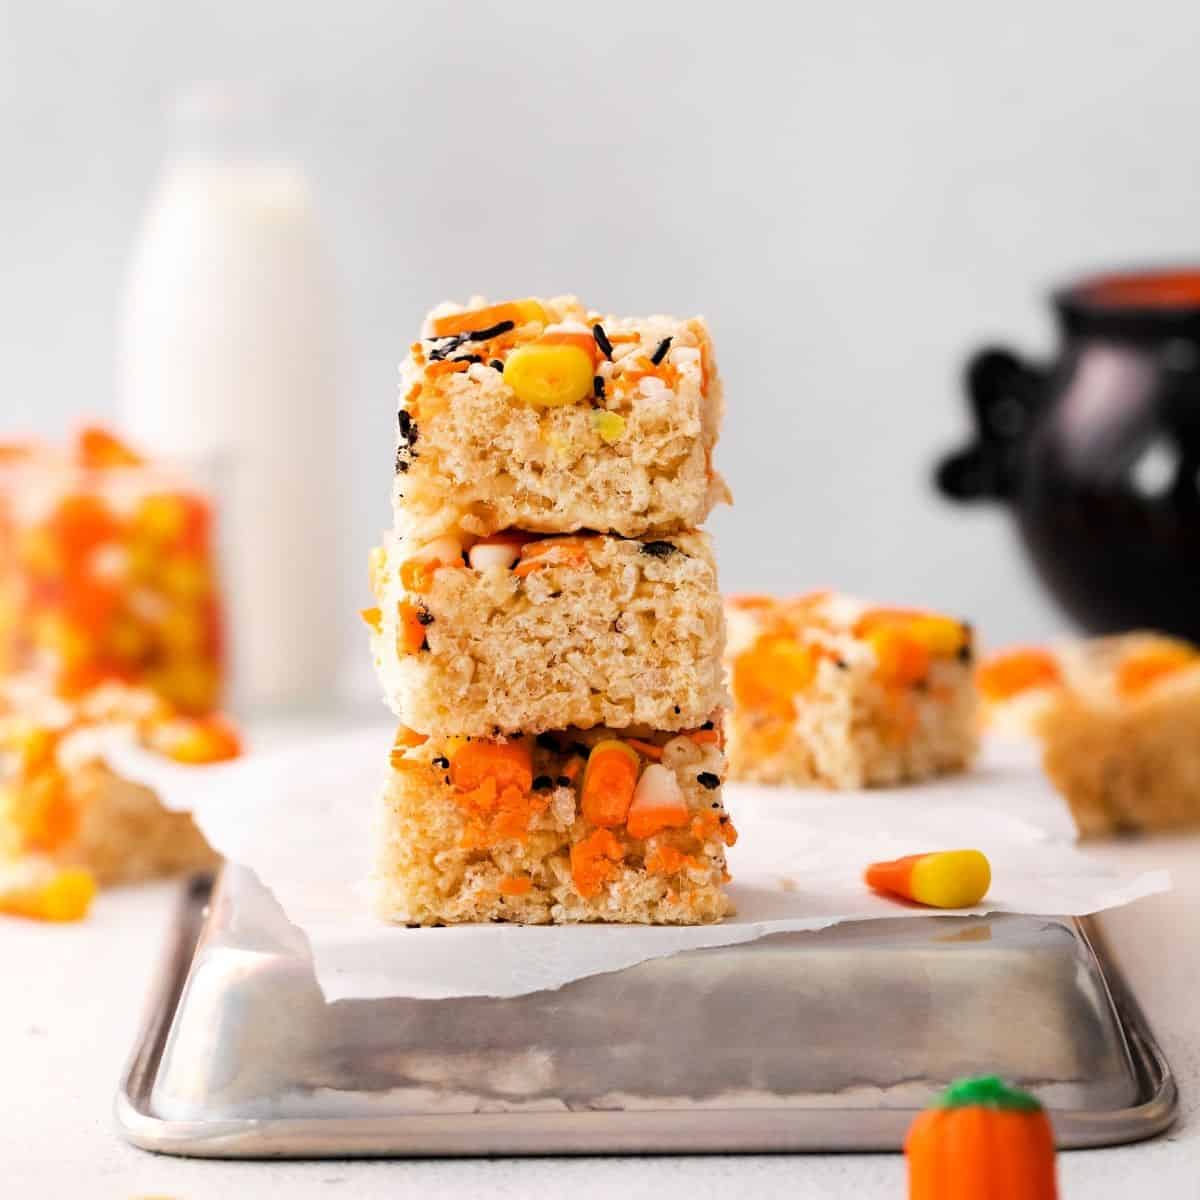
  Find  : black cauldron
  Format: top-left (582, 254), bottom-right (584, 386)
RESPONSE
top-left (937, 268), bottom-right (1200, 641)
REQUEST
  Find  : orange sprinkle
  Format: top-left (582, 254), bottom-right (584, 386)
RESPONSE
top-left (360, 606), bottom-right (382, 633)
top-left (498, 875), bottom-right (533, 897)
top-left (392, 723), bottom-right (429, 749)
top-left (425, 360), bottom-right (471, 378)
top-left (570, 828), bottom-right (625, 898)
top-left (688, 729), bottom-right (721, 746)
top-left (625, 738), bottom-right (664, 760)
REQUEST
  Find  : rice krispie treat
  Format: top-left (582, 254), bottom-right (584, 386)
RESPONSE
top-left (0, 427), bottom-right (225, 714)
top-left (365, 528), bottom-right (727, 737)
top-left (725, 592), bottom-right (978, 789)
top-left (394, 296), bottom-right (728, 540)
top-left (376, 721), bottom-right (735, 925)
top-left (984, 633), bottom-right (1200, 837)
top-left (0, 680), bottom-right (239, 887)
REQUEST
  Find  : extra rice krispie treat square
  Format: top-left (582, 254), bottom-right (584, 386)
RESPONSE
top-left (393, 296), bottom-right (728, 541)
top-left (0, 680), bottom-right (239, 885)
top-left (375, 722), bottom-right (735, 925)
top-left (725, 593), bottom-right (978, 789)
top-left (366, 529), bottom-right (727, 737)
top-left (981, 633), bottom-right (1200, 837)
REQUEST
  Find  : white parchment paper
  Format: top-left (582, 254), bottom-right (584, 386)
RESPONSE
top-left (108, 727), bottom-right (1169, 1002)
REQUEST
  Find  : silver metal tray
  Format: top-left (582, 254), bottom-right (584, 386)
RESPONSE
top-left (116, 867), bottom-right (1177, 1158)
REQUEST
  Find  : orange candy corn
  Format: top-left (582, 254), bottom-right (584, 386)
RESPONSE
top-left (865, 849), bottom-right (991, 909)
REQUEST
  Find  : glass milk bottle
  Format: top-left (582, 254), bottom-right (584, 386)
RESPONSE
top-left (117, 85), bottom-right (341, 712)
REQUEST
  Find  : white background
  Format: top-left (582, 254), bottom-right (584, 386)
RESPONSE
top-left (3, 1), bottom-right (1199, 678)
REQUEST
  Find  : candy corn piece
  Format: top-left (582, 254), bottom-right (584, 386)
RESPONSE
top-left (865, 849), bottom-right (991, 909)
top-left (0, 866), bottom-right (97, 922)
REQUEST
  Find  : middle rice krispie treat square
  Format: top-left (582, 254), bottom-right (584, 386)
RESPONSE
top-left (725, 592), bottom-right (978, 789)
top-left (366, 529), bottom-right (727, 737)
top-left (393, 295), bottom-right (728, 541)
top-left (376, 723), bottom-right (736, 925)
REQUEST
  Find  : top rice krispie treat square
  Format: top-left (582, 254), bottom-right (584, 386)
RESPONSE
top-left (394, 296), bottom-right (728, 540)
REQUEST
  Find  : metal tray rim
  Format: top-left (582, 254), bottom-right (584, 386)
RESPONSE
top-left (114, 873), bottom-right (1178, 1159)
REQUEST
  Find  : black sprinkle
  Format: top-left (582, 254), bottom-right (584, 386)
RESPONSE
top-left (673, 705), bottom-right (681, 715)
top-left (395, 456), bottom-right (409, 474)
top-left (536, 733), bottom-right (560, 750)
top-left (697, 772), bottom-right (721, 790)
top-left (432, 756), bottom-right (450, 769)
top-left (420, 636), bottom-right (430, 652)
top-left (834, 657), bottom-right (848, 670)
top-left (397, 410), bottom-right (416, 443)
top-left (957, 642), bottom-right (974, 664)
top-left (494, 726), bottom-right (501, 737)
top-left (443, 776), bottom-right (451, 786)
top-left (416, 607), bottom-right (434, 625)
top-left (640, 540), bottom-right (677, 559)
top-left (570, 742), bottom-right (589, 757)
top-left (700, 720), bottom-right (714, 730)
top-left (650, 336), bottom-right (672, 365)
top-left (711, 800), bottom-right (721, 809)
top-left (490, 359), bottom-right (504, 372)
top-left (719, 815), bottom-right (730, 824)
top-left (451, 354), bottom-right (484, 365)
top-left (532, 775), bottom-right (553, 790)
top-left (593, 375), bottom-right (606, 400)
top-left (592, 323), bottom-right (613, 360)
top-left (467, 319), bottom-right (515, 342)
top-left (555, 775), bottom-right (571, 788)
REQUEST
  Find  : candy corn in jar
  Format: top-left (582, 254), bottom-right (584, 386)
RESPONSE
top-left (0, 428), bottom-right (225, 714)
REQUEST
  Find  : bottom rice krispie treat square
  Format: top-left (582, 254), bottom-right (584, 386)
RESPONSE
top-left (725, 592), bottom-right (978, 789)
top-left (375, 721), bottom-right (736, 925)
top-left (0, 680), bottom-right (239, 886)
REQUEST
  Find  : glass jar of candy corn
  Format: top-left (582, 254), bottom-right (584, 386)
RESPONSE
top-left (0, 428), bottom-right (225, 714)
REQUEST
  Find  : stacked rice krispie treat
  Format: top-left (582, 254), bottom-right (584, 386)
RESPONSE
top-left (367, 295), bottom-right (736, 925)
top-left (725, 592), bottom-right (978, 788)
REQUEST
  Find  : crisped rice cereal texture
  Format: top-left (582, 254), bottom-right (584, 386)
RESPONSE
top-left (375, 726), bottom-right (735, 925)
top-left (369, 531), bottom-right (727, 737)
top-left (725, 593), bottom-right (978, 789)
top-left (1035, 634), bottom-right (1200, 837)
top-left (394, 296), bottom-right (728, 540)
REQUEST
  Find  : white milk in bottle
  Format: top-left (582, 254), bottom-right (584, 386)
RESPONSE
top-left (117, 85), bottom-right (341, 711)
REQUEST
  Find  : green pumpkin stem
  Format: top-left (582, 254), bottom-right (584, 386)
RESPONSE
top-left (935, 1075), bottom-right (1043, 1113)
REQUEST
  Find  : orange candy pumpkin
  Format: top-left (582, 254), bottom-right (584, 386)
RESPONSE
top-left (906, 1076), bottom-right (1057, 1200)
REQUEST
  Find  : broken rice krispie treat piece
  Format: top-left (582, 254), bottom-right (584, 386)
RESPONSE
top-left (725, 592), bottom-right (978, 789)
top-left (0, 680), bottom-right (240, 887)
top-left (366, 529), bottom-right (727, 737)
top-left (376, 721), bottom-right (735, 925)
top-left (394, 296), bottom-right (728, 540)
top-left (986, 632), bottom-right (1200, 837)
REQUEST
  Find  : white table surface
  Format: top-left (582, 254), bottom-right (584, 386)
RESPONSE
top-left (5, 815), bottom-right (1198, 1198)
